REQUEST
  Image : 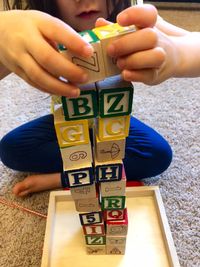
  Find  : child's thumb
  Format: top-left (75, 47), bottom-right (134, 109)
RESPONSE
top-left (95, 18), bottom-right (112, 28)
top-left (117, 4), bottom-right (157, 29)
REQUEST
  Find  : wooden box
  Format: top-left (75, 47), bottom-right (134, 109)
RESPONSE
top-left (41, 186), bottom-right (180, 267)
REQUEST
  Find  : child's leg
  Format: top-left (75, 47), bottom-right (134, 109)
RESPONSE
top-left (124, 116), bottom-right (172, 180)
top-left (0, 115), bottom-right (172, 196)
top-left (0, 114), bottom-right (62, 173)
top-left (0, 114), bottom-right (62, 196)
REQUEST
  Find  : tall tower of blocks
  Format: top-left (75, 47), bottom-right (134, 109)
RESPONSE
top-left (52, 23), bottom-right (135, 255)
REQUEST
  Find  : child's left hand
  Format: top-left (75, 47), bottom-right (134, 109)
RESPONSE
top-left (96, 5), bottom-right (166, 85)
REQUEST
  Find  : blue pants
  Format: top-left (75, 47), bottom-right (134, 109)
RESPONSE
top-left (0, 115), bottom-right (172, 181)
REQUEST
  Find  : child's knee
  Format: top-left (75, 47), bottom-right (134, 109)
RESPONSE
top-left (0, 133), bottom-right (17, 168)
top-left (155, 139), bottom-right (173, 173)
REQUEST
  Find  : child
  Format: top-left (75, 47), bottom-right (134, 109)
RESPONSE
top-left (0, 1), bottom-right (173, 197)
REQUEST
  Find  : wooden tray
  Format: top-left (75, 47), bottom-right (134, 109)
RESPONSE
top-left (41, 186), bottom-right (180, 267)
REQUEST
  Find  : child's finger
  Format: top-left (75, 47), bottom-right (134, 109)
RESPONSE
top-left (38, 13), bottom-right (94, 57)
top-left (122, 68), bottom-right (159, 85)
top-left (117, 47), bottom-right (165, 70)
top-left (29, 37), bottom-right (89, 84)
top-left (117, 4), bottom-right (157, 28)
top-left (18, 54), bottom-right (81, 97)
top-left (107, 28), bottom-right (157, 57)
top-left (95, 18), bottom-right (112, 28)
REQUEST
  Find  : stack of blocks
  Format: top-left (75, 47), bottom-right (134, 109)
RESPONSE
top-left (52, 23), bottom-right (135, 255)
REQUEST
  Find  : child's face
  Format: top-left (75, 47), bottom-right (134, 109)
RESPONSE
top-left (56, 0), bottom-right (108, 31)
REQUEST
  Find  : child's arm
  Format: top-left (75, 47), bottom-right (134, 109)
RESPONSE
top-left (106, 4), bottom-right (200, 85)
top-left (0, 62), bottom-right (11, 79)
top-left (0, 10), bottom-right (93, 96)
top-left (155, 16), bottom-right (200, 78)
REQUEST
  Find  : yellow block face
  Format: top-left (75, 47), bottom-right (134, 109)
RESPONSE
top-left (92, 23), bottom-right (136, 40)
top-left (55, 119), bottom-right (90, 148)
top-left (97, 115), bottom-right (130, 141)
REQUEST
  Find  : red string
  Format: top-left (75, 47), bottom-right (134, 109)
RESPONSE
top-left (0, 197), bottom-right (47, 219)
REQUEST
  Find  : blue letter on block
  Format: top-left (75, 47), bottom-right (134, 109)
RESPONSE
top-left (96, 163), bottom-right (122, 183)
top-left (64, 167), bottom-right (94, 188)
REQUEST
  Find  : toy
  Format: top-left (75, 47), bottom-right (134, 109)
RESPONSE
top-left (52, 23), bottom-right (135, 255)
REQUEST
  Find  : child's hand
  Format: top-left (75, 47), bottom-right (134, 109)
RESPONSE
top-left (0, 10), bottom-right (93, 97)
top-left (106, 4), bottom-right (171, 85)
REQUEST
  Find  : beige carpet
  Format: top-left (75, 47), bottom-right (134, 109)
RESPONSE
top-left (0, 7), bottom-right (200, 267)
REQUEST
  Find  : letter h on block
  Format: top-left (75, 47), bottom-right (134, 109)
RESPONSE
top-left (95, 160), bottom-right (123, 183)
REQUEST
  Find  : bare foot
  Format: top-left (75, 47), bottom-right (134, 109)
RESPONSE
top-left (12, 173), bottom-right (61, 197)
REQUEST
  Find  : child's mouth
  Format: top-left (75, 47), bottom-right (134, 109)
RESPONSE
top-left (77, 11), bottom-right (100, 19)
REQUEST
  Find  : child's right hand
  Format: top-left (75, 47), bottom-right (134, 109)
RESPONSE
top-left (0, 10), bottom-right (94, 97)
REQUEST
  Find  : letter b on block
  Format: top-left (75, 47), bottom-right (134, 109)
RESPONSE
top-left (62, 90), bottom-right (98, 120)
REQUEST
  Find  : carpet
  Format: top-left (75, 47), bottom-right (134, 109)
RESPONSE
top-left (0, 7), bottom-right (200, 267)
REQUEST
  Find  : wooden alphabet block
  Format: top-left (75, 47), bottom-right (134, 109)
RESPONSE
top-left (100, 176), bottom-right (126, 197)
top-left (104, 208), bottom-right (127, 221)
top-left (59, 30), bottom-right (106, 84)
top-left (95, 160), bottom-right (123, 183)
top-left (96, 75), bottom-right (134, 118)
top-left (101, 196), bottom-right (126, 210)
top-left (63, 163), bottom-right (94, 188)
top-left (92, 23), bottom-right (136, 77)
top-left (54, 110), bottom-right (90, 148)
top-left (106, 236), bottom-right (126, 246)
top-left (79, 211), bottom-right (103, 225)
top-left (60, 142), bottom-right (93, 170)
top-left (61, 89), bottom-right (98, 121)
top-left (94, 133), bottom-right (126, 162)
top-left (106, 245), bottom-right (126, 255)
top-left (86, 245), bottom-right (106, 255)
top-left (85, 235), bottom-right (106, 245)
top-left (83, 223), bottom-right (105, 236)
top-left (74, 197), bottom-right (100, 212)
top-left (106, 208), bottom-right (128, 236)
top-left (70, 183), bottom-right (96, 200)
top-left (96, 115), bottom-right (131, 141)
